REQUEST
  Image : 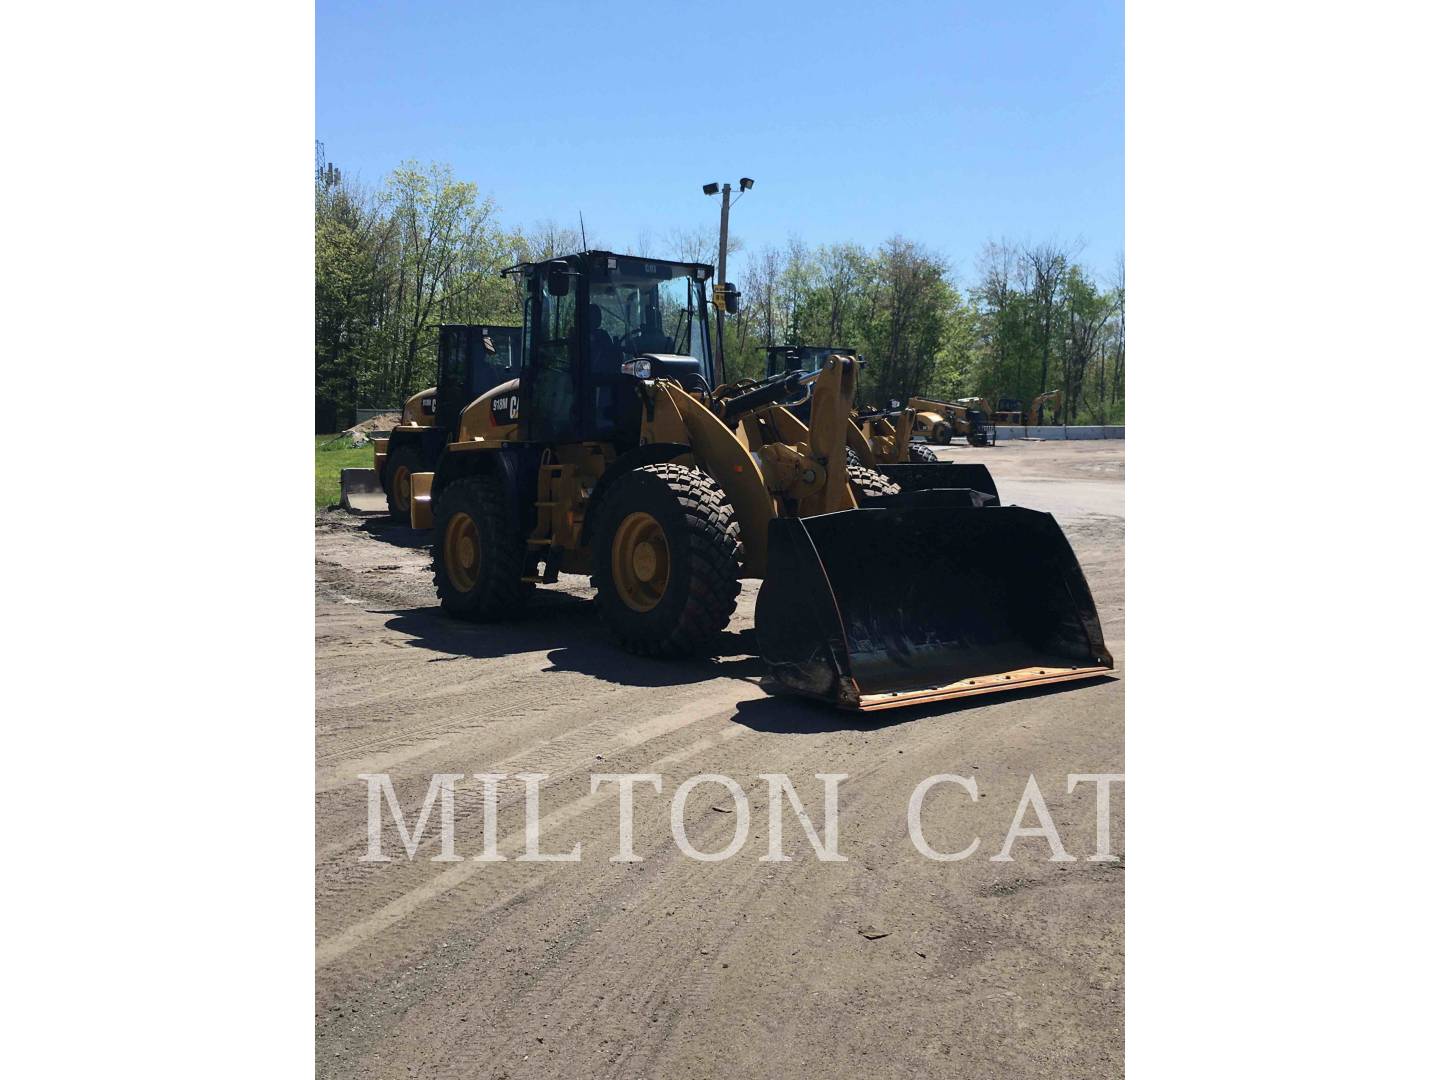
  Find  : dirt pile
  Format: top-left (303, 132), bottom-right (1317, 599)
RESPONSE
top-left (341, 411), bottom-right (401, 446)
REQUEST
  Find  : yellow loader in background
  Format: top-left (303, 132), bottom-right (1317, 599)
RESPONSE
top-left (339, 325), bottom-right (524, 517)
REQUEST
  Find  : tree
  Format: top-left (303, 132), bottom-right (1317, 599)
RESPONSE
top-left (383, 163), bottom-right (503, 404)
top-left (314, 155), bottom-right (1126, 429)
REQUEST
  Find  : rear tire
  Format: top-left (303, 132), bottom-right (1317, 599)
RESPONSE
top-left (432, 475), bottom-right (532, 620)
top-left (930, 422), bottom-right (954, 445)
top-left (385, 445), bottom-right (425, 521)
top-left (591, 464), bottom-right (743, 658)
top-left (907, 443), bottom-right (939, 463)
top-left (847, 465), bottom-right (902, 498)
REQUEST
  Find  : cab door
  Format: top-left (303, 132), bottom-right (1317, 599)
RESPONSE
top-left (523, 267), bottom-right (580, 443)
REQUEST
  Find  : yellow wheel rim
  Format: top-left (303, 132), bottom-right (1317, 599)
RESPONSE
top-left (394, 466), bottom-right (412, 506)
top-left (444, 511), bottom-right (481, 592)
top-left (611, 511), bottom-right (670, 613)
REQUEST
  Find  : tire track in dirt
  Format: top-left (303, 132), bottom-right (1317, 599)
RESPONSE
top-left (315, 686), bottom-right (765, 864)
top-left (346, 703), bottom-right (1023, 1077)
top-left (317, 716), bottom-right (758, 967)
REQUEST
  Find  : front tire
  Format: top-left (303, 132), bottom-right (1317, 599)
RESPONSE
top-left (907, 443), bottom-right (939, 463)
top-left (432, 475), bottom-right (532, 620)
top-left (930, 422), bottom-right (954, 446)
top-left (847, 465), bottom-right (902, 498)
top-left (385, 445), bottom-right (425, 521)
top-left (591, 464), bottom-right (743, 658)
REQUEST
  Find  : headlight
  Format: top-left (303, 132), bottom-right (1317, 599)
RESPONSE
top-left (620, 359), bottom-right (653, 380)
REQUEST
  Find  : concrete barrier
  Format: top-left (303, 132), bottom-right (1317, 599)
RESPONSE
top-left (992, 425), bottom-right (1124, 440)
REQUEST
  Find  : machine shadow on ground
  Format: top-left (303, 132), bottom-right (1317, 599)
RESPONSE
top-left (383, 604), bottom-right (767, 688)
top-left (729, 675), bottom-right (1117, 735)
top-left (382, 601), bottom-right (1112, 719)
top-left (360, 519), bottom-right (430, 549)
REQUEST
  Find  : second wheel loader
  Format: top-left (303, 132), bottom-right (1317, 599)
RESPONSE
top-left (369, 324), bottom-right (524, 518)
top-left (763, 344), bottom-right (945, 465)
top-left (412, 251), bottom-right (1111, 711)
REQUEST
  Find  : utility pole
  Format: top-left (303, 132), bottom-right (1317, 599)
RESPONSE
top-left (715, 182), bottom-right (732, 384)
top-left (704, 177), bottom-right (753, 387)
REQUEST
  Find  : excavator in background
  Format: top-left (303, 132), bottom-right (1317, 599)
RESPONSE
top-left (1027, 389), bottom-right (1064, 426)
top-left (396, 251), bottom-right (1110, 711)
top-left (340, 325), bottom-right (523, 516)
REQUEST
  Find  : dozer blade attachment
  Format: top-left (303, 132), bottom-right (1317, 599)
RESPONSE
top-left (755, 489), bottom-right (1112, 711)
top-left (339, 468), bottom-right (387, 513)
top-left (876, 462), bottom-right (998, 501)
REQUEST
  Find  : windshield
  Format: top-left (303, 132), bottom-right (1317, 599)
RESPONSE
top-left (765, 346), bottom-right (856, 378)
top-left (587, 263), bottom-right (711, 381)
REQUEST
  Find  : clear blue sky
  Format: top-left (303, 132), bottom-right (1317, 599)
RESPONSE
top-left (317, 0), bottom-right (1122, 283)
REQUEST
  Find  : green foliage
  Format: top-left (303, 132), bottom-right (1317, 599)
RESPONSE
top-left (316, 159), bottom-right (1126, 429)
top-left (725, 236), bottom-right (1123, 420)
top-left (315, 162), bottom-right (522, 430)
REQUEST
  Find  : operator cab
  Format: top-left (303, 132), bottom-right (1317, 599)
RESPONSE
top-left (764, 344), bottom-right (859, 379)
top-left (436, 324), bottom-right (523, 438)
top-left (509, 251), bottom-right (714, 447)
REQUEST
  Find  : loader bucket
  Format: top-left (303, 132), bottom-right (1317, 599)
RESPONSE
top-left (339, 468), bottom-right (387, 514)
top-left (876, 462), bottom-right (998, 501)
top-left (755, 489), bottom-right (1112, 711)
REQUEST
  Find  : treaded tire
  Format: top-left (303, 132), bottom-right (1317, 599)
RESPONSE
top-left (966, 431), bottom-right (990, 448)
top-left (432, 475), bottom-right (532, 620)
top-left (591, 463), bottom-right (743, 658)
top-left (908, 443), bottom-right (939, 463)
top-left (385, 445), bottom-right (426, 520)
top-left (930, 422), bottom-right (954, 445)
top-left (847, 465), bottom-right (902, 498)
top-left (845, 445), bottom-right (862, 469)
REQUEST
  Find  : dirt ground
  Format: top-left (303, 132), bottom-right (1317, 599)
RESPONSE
top-left (315, 439), bottom-right (1124, 1079)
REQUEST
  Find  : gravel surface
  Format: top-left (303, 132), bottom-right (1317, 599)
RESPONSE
top-left (315, 439), bottom-right (1125, 1079)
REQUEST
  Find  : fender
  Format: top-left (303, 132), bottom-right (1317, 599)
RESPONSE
top-left (580, 442), bottom-right (692, 546)
top-left (381, 426), bottom-right (448, 481)
top-left (433, 442), bottom-right (542, 537)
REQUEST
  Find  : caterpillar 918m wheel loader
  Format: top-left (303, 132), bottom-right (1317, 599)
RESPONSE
top-left (343, 324), bottom-right (524, 518)
top-left (411, 251), bottom-right (1111, 711)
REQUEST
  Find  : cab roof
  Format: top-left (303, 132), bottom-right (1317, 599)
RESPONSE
top-left (502, 250), bottom-right (714, 278)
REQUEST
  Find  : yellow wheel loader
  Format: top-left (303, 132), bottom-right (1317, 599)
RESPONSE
top-left (905, 396), bottom-right (994, 447)
top-left (341, 325), bottom-right (524, 517)
top-left (763, 345), bottom-right (946, 466)
top-left (413, 251), bottom-right (1111, 710)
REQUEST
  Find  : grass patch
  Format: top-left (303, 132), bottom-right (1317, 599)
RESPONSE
top-left (315, 435), bottom-right (375, 510)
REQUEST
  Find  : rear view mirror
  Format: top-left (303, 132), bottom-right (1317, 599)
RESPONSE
top-left (546, 261), bottom-right (571, 297)
top-left (723, 282), bottom-right (741, 315)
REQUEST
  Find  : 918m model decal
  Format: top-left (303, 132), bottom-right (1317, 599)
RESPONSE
top-left (491, 394), bottom-right (520, 423)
